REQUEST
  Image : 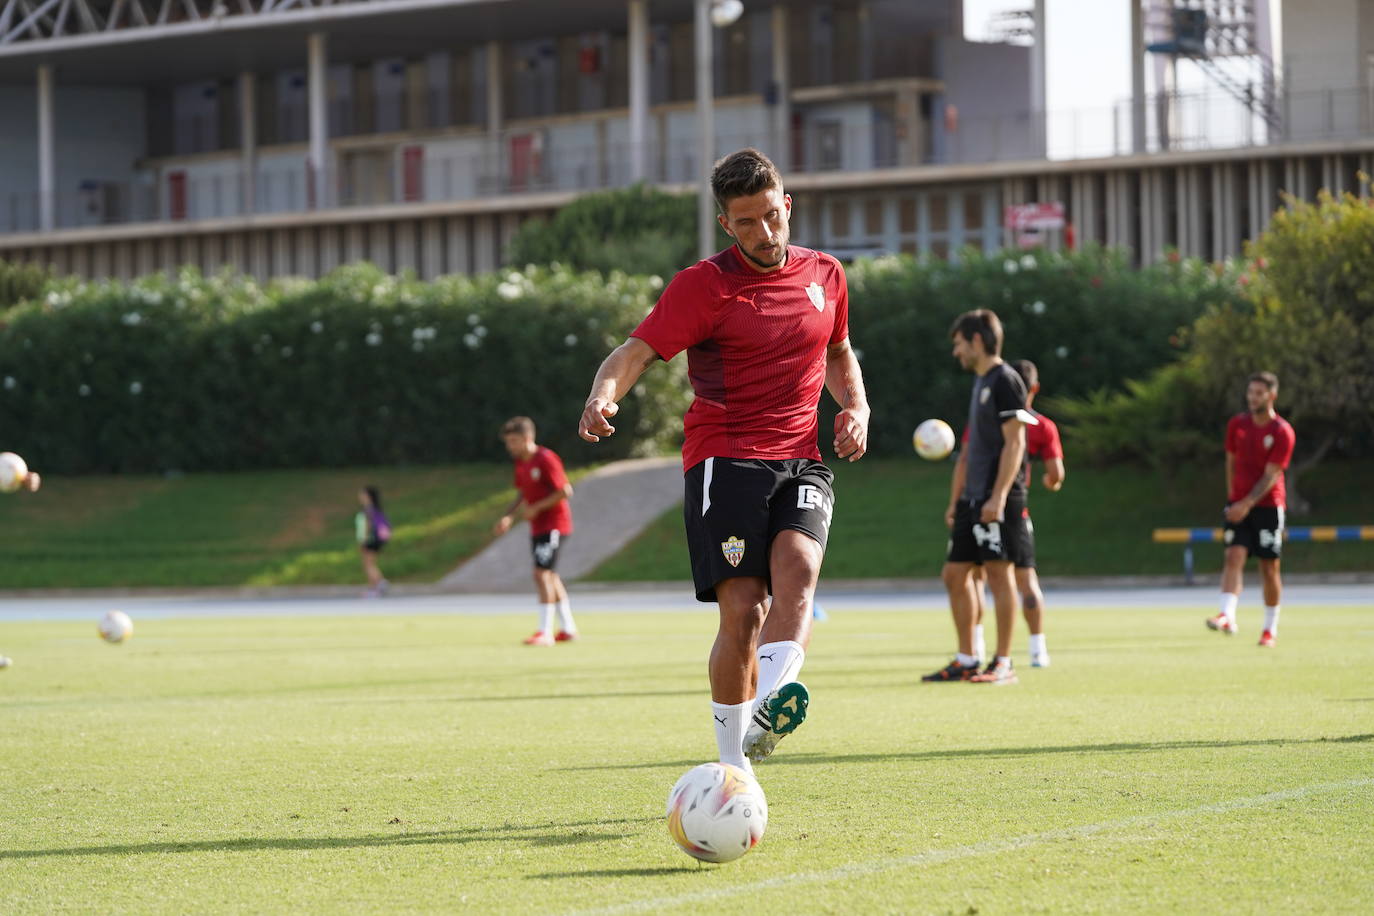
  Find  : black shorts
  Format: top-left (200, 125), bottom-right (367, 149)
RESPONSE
top-left (683, 457), bottom-right (835, 603)
top-left (531, 530), bottom-right (566, 571)
top-left (1224, 505), bottom-right (1284, 559)
top-left (947, 496), bottom-right (1032, 566)
top-left (362, 539), bottom-right (386, 553)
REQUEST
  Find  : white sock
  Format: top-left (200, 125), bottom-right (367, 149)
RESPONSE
top-left (956, 651), bottom-right (978, 667)
top-left (752, 641), bottom-right (804, 713)
top-left (1219, 592), bottom-right (1239, 623)
top-left (996, 655), bottom-right (1011, 667)
top-left (1264, 605), bottom-right (1280, 635)
top-left (1029, 633), bottom-right (1047, 656)
top-left (973, 624), bottom-right (987, 662)
top-left (538, 603), bottom-right (555, 634)
top-left (556, 598), bottom-right (576, 633)
top-left (712, 700), bottom-right (751, 771)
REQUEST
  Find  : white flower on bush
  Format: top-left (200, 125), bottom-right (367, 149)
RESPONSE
top-left (45, 290), bottom-right (71, 308)
top-left (411, 326), bottom-right (437, 342)
top-left (412, 341), bottom-right (425, 353)
top-left (1055, 345), bottom-right (1070, 358)
top-left (1020, 254), bottom-right (1037, 270)
top-left (392, 314), bottom-right (405, 327)
top-left (497, 281), bottom-right (522, 300)
top-left (1003, 259), bottom-right (1019, 274)
top-left (78, 384), bottom-right (91, 396)
top-left (466, 314), bottom-right (481, 326)
top-left (473, 325), bottom-right (487, 338)
top-left (1030, 300), bottom-right (1047, 315)
top-left (564, 333), bottom-right (578, 347)
top-left (369, 322), bottom-right (382, 333)
top-left (122, 311), bottom-right (143, 326)
top-left (280, 346), bottom-right (293, 358)
top-left (365, 332), bottom-right (383, 347)
top-left (310, 321), bottom-right (324, 334)
top-left (259, 333), bottom-right (272, 345)
top-left (129, 381), bottom-right (143, 395)
top-left (648, 275), bottom-right (664, 290)
top-left (2, 376), bottom-right (15, 390)
top-left (463, 333), bottom-right (481, 349)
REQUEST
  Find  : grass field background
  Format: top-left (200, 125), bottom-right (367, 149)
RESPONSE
top-left (2, 599), bottom-right (1371, 913)
top-left (0, 459), bottom-right (1370, 589)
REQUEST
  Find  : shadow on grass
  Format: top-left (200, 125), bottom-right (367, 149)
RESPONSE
top-left (0, 815), bottom-right (660, 861)
top-left (529, 866), bottom-right (703, 879)
top-left (561, 734), bottom-right (1374, 772)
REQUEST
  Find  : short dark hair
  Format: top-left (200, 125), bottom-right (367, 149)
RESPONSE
top-left (501, 416), bottom-right (535, 437)
top-left (1012, 359), bottom-right (1039, 391)
top-left (949, 309), bottom-right (1004, 357)
top-left (364, 486), bottom-right (383, 512)
top-left (1248, 371), bottom-right (1279, 393)
top-left (710, 148), bottom-right (782, 213)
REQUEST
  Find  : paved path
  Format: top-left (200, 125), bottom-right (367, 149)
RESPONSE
top-left (439, 456), bottom-right (683, 592)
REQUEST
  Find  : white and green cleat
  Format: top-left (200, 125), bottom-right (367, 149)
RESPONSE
top-left (743, 681), bottom-right (809, 762)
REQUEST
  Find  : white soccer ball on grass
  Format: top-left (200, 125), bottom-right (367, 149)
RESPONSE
top-left (666, 762), bottom-right (767, 863)
top-left (0, 451), bottom-right (29, 493)
top-left (98, 610), bottom-right (134, 644)
top-left (913, 418), bottom-right (956, 461)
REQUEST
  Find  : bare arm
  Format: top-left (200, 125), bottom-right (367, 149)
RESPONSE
top-left (981, 416), bottom-right (1026, 524)
top-left (946, 449), bottom-right (967, 528)
top-left (579, 337), bottom-right (661, 443)
top-left (1224, 451), bottom-right (1234, 500)
top-left (521, 481), bottom-right (573, 520)
top-left (1042, 456), bottom-right (1065, 492)
top-left (825, 337), bottom-right (870, 462)
top-left (492, 492), bottom-right (525, 535)
top-left (1225, 461), bottom-right (1283, 522)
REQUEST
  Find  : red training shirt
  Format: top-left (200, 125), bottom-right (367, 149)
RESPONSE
top-left (1225, 412), bottom-right (1295, 508)
top-left (632, 245), bottom-right (850, 471)
top-left (513, 446), bottom-right (573, 536)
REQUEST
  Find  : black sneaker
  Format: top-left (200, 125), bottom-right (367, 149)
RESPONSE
top-left (921, 659), bottom-right (980, 682)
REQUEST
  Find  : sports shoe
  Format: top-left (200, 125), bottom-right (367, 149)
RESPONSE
top-left (522, 631), bottom-right (554, 646)
top-left (554, 630), bottom-right (579, 643)
top-left (743, 681), bottom-right (809, 762)
top-left (1206, 613), bottom-right (1238, 635)
top-left (970, 658), bottom-right (1018, 685)
top-left (1030, 651), bottom-right (1051, 668)
top-left (1258, 630), bottom-right (1276, 648)
top-left (921, 659), bottom-right (980, 682)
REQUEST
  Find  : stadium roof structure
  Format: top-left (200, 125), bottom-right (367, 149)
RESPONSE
top-left (0, 0), bottom-right (761, 83)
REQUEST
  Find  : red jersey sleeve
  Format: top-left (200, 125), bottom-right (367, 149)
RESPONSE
top-left (630, 264), bottom-right (715, 361)
top-left (539, 448), bottom-right (569, 490)
top-left (827, 259), bottom-right (850, 345)
top-left (1267, 422), bottom-right (1295, 469)
top-left (960, 426), bottom-right (969, 445)
top-left (1037, 416), bottom-right (1063, 460)
top-left (1224, 415), bottom-right (1241, 454)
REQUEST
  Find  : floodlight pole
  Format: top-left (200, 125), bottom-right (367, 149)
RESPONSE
top-left (628, 0), bottom-right (650, 183)
top-left (37, 64), bottom-right (55, 232)
top-left (695, 0), bottom-right (715, 260)
top-left (1130, 0), bottom-right (1147, 153)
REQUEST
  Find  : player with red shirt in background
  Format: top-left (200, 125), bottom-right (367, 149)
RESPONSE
top-left (965, 358), bottom-right (1065, 668)
top-left (1207, 372), bottom-right (1295, 647)
top-left (493, 416), bottom-right (578, 646)
top-left (578, 148), bottom-right (869, 777)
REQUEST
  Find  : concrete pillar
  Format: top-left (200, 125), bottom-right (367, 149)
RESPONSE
top-left (1130, 0), bottom-right (1146, 154)
top-left (307, 33), bottom-right (329, 208)
top-left (486, 40), bottom-right (503, 191)
top-left (695, 0), bottom-right (715, 259)
top-left (770, 3), bottom-right (792, 172)
top-left (445, 215), bottom-right (471, 275)
top-left (239, 72), bottom-right (257, 215)
top-left (37, 64), bottom-right (55, 232)
top-left (628, 0), bottom-right (650, 182)
top-left (1030, 0), bottom-right (1046, 155)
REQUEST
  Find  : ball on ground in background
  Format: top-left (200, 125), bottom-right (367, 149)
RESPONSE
top-left (98, 610), bottom-right (134, 644)
top-left (666, 762), bottom-right (767, 863)
top-left (0, 452), bottom-right (28, 493)
top-left (0, 655), bottom-right (11, 669)
top-left (912, 419), bottom-right (956, 461)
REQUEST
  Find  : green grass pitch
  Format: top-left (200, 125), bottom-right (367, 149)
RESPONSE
top-left (2, 600), bottom-right (1371, 913)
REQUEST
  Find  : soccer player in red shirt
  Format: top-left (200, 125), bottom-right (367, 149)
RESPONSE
top-left (493, 416), bottom-right (578, 646)
top-left (578, 148), bottom-right (869, 777)
top-left (1206, 372), bottom-right (1295, 647)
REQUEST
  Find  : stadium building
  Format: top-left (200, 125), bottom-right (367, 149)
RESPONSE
top-left (0, 0), bottom-right (1371, 280)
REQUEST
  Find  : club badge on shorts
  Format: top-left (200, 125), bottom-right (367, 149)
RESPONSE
top-left (721, 535), bottom-right (746, 567)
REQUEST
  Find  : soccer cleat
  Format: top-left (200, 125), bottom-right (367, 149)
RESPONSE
top-left (1030, 651), bottom-right (1052, 668)
top-left (1206, 613), bottom-right (1238, 635)
top-left (554, 630), bottom-right (579, 643)
top-left (743, 681), bottom-right (809, 762)
top-left (522, 631), bottom-right (554, 646)
top-left (921, 659), bottom-right (980, 682)
top-left (970, 658), bottom-right (1018, 685)
top-left (1258, 630), bottom-right (1276, 648)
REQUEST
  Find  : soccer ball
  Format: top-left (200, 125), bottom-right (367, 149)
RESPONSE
top-left (0, 452), bottom-right (28, 493)
top-left (912, 419), bottom-right (955, 461)
top-left (666, 763), bottom-right (767, 863)
top-left (98, 610), bottom-right (134, 644)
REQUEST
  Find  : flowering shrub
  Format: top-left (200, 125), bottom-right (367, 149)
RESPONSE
top-left (0, 264), bottom-right (688, 473)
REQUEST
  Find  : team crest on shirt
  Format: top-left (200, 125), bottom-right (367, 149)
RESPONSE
top-left (805, 282), bottom-right (826, 312)
top-left (531, 468), bottom-right (542, 481)
top-left (1263, 434), bottom-right (1274, 450)
top-left (721, 535), bottom-right (746, 567)
top-left (980, 387), bottom-right (991, 404)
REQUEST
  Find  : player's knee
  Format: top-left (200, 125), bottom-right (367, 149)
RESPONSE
top-left (1023, 592), bottom-right (1039, 610)
top-left (941, 563), bottom-right (968, 588)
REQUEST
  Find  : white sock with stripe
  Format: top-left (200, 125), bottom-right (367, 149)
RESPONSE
top-left (556, 598), bottom-right (576, 633)
top-left (712, 700), bottom-right (751, 772)
top-left (537, 603), bottom-right (555, 634)
top-left (1264, 605), bottom-right (1280, 635)
top-left (1219, 592), bottom-right (1239, 624)
top-left (752, 641), bottom-right (804, 715)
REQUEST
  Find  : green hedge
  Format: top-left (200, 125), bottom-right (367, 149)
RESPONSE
top-left (0, 259), bottom-right (49, 312)
top-left (0, 264), bottom-right (688, 473)
top-left (842, 246), bottom-right (1245, 455)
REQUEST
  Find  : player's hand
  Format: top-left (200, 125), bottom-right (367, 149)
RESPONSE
top-left (520, 504), bottom-right (539, 521)
top-left (1224, 501), bottom-right (1249, 523)
top-left (944, 504), bottom-right (956, 530)
top-left (979, 498), bottom-right (1005, 525)
top-left (1041, 472), bottom-right (1061, 492)
top-left (23, 471), bottom-right (40, 493)
top-left (579, 398), bottom-right (619, 442)
top-left (492, 515), bottom-right (513, 536)
top-left (833, 405), bottom-right (870, 462)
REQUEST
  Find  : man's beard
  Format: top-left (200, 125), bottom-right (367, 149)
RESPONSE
top-left (737, 235), bottom-right (788, 270)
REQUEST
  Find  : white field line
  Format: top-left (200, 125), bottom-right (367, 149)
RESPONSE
top-left (565, 776), bottom-right (1374, 916)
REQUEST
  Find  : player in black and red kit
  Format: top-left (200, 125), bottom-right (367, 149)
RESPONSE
top-left (578, 148), bottom-right (869, 776)
top-left (493, 416), bottom-right (578, 646)
top-left (1206, 372), bottom-right (1295, 647)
